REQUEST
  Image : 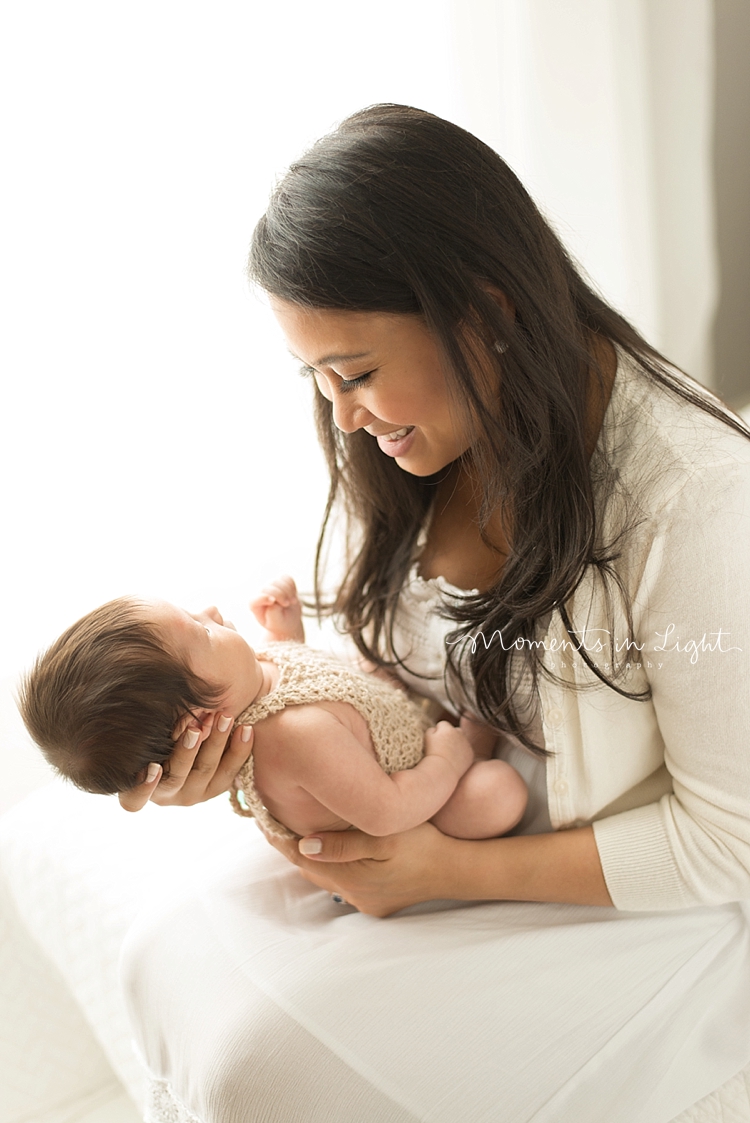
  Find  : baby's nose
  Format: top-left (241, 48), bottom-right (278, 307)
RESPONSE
top-left (203, 605), bottom-right (224, 625)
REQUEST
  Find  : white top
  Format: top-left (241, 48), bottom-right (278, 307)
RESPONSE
top-left (390, 351), bottom-right (750, 911)
top-left (393, 568), bottom-right (553, 837)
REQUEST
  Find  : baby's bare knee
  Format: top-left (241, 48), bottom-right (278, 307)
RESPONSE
top-left (469, 760), bottom-right (527, 821)
top-left (432, 759), bottom-right (528, 839)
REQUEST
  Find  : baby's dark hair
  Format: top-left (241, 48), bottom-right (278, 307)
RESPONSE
top-left (17, 597), bottom-right (226, 795)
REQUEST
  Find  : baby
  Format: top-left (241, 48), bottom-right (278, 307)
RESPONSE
top-left (18, 578), bottom-right (527, 841)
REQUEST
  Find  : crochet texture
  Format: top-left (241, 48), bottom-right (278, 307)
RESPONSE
top-left (229, 642), bottom-right (432, 839)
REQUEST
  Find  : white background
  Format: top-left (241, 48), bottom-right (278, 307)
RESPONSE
top-left (0, 0), bottom-right (716, 681)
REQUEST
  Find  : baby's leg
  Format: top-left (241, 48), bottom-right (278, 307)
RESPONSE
top-left (430, 760), bottom-right (528, 839)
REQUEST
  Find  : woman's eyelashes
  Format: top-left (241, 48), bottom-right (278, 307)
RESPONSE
top-left (299, 364), bottom-right (374, 392)
top-left (337, 370), bottom-right (374, 393)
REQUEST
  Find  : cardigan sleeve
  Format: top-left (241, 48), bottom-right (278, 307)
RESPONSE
top-left (592, 453), bottom-right (750, 910)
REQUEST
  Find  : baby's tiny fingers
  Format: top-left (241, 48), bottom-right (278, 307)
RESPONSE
top-left (260, 587), bottom-right (291, 607)
top-left (276, 574), bottom-right (298, 595)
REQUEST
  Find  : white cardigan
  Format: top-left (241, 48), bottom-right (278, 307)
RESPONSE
top-left (394, 352), bottom-right (750, 912)
top-left (574, 354), bottom-right (750, 910)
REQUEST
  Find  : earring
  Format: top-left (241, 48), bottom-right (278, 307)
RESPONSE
top-left (493, 341), bottom-right (508, 354)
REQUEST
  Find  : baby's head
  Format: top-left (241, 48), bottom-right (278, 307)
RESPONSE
top-left (18, 597), bottom-right (262, 795)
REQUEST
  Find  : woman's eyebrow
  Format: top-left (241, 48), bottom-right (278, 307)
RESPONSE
top-left (289, 349), bottom-right (374, 367)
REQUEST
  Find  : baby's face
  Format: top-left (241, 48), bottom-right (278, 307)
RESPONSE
top-left (146, 600), bottom-right (263, 716)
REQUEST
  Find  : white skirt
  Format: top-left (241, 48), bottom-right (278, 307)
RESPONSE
top-left (122, 819), bottom-right (750, 1123)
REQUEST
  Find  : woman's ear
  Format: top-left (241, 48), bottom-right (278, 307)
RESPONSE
top-left (481, 282), bottom-right (516, 322)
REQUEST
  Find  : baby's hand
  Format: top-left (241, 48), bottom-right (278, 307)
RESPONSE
top-left (250, 575), bottom-right (305, 643)
top-left (424, 721), bottom-right (474, 780)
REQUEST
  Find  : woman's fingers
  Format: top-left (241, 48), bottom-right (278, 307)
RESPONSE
top-left (261, 829), bottom-right (364, 897)
top-left (156, 715), bottom-right (245, 806)
top-left (261, 824), bottom-right (452, 917)
top-left (118, 713), bottom-right (252, 811)
top-left (262, 827), bottom-right (389, 868)
top-left (149, 713), bottom-right (217, 802)
top-left (118, 762), bottom-right (163, 812)
top-left (201, 724), bottom-right (253, 800)
top-left (297, 830), bottom-right (391, 862)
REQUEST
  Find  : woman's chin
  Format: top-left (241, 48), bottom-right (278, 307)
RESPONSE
top-left (396, 455), bottom-right (445, 477)
top-left (394, 447), bottom-right (464, 478)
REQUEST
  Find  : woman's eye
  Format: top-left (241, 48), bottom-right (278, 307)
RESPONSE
top-left (300, 364), bottom-right (374, 395)
top-left (338, 370), bottom-right (374, 393)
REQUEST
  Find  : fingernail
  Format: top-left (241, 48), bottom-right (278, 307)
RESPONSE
top-left (217, 714), bottom-right (232, 732)
top-left (184, 729), bottom-right (200, 749)
top-left (299, 837), bottom-right (322, 856)
top-left (146, 762), bottom-right (161, 783)
top-left (241, 725), bottom-right (253, 743)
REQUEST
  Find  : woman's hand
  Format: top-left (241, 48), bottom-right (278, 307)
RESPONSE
top-left (263, 822), bottom-right (613, 912)
top-left (263, 822), bottom-right (458, 917)
top-left (118, 712), bottom-right (253, 812)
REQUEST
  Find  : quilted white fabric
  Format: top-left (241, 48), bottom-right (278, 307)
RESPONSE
top-left (140, 1069), bottom-right (750, 1123)
top-left (671, 1068), bottom-right (750, 1123)
top-left (145, 1079), bottom-right (203, 1123)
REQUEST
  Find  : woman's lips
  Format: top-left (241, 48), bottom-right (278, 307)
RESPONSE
top-left (375, 426), bottom-right (416, 458)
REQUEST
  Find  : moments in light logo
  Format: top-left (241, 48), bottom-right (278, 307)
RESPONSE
top-left (447, 625), bottom-right (742, 668)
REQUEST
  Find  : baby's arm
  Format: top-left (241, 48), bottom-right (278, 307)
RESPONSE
top-left (250, 575), bottom-right (305, 643)
top-left (261, 710), bottom-right (473, 837)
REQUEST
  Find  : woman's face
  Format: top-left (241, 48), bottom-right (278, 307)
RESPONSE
top-left (270, 298), bottom-right (474, 477)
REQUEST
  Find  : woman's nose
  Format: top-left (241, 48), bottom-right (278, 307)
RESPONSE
top-left (331, 393), bottom-right (372, 434)
top-left (313, 370), bottom-right (373, 433)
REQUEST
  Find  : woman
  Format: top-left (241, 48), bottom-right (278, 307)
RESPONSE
top-left (121, 106), bottom-right (750, 1122)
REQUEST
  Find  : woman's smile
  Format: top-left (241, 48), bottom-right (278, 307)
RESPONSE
top-left (369, 424), bottom-right (416, 457)
top-left (269, 297), bottom-right (473, 477)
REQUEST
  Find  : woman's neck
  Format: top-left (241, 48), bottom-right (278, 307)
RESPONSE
top-left (417, 336), bottom-right (618, 593)
top-left (417, 461), bottom-right (508, 591)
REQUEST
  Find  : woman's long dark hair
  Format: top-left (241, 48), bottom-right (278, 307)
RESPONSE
top-left (249, 104), bottom-right (749, 753)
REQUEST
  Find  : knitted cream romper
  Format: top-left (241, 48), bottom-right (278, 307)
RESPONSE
top-left (229, 642), bottom-right (432, 840)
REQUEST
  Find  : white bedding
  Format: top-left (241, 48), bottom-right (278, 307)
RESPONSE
top-left (144, 1066), bottom-right (750, 1123)
top-left (2, 779), bottom-right (750, 1123)
top-left (0, 780), bottom-right (250, 1121)
top-left (144, 1068), bottom-right (750, 1123)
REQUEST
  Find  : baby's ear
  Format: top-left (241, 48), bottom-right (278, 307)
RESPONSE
top-left (172, 709), bottom-right (212, 742)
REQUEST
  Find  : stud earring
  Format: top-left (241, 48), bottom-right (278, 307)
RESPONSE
top-left (493, 341), bottom-right (508, 354)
